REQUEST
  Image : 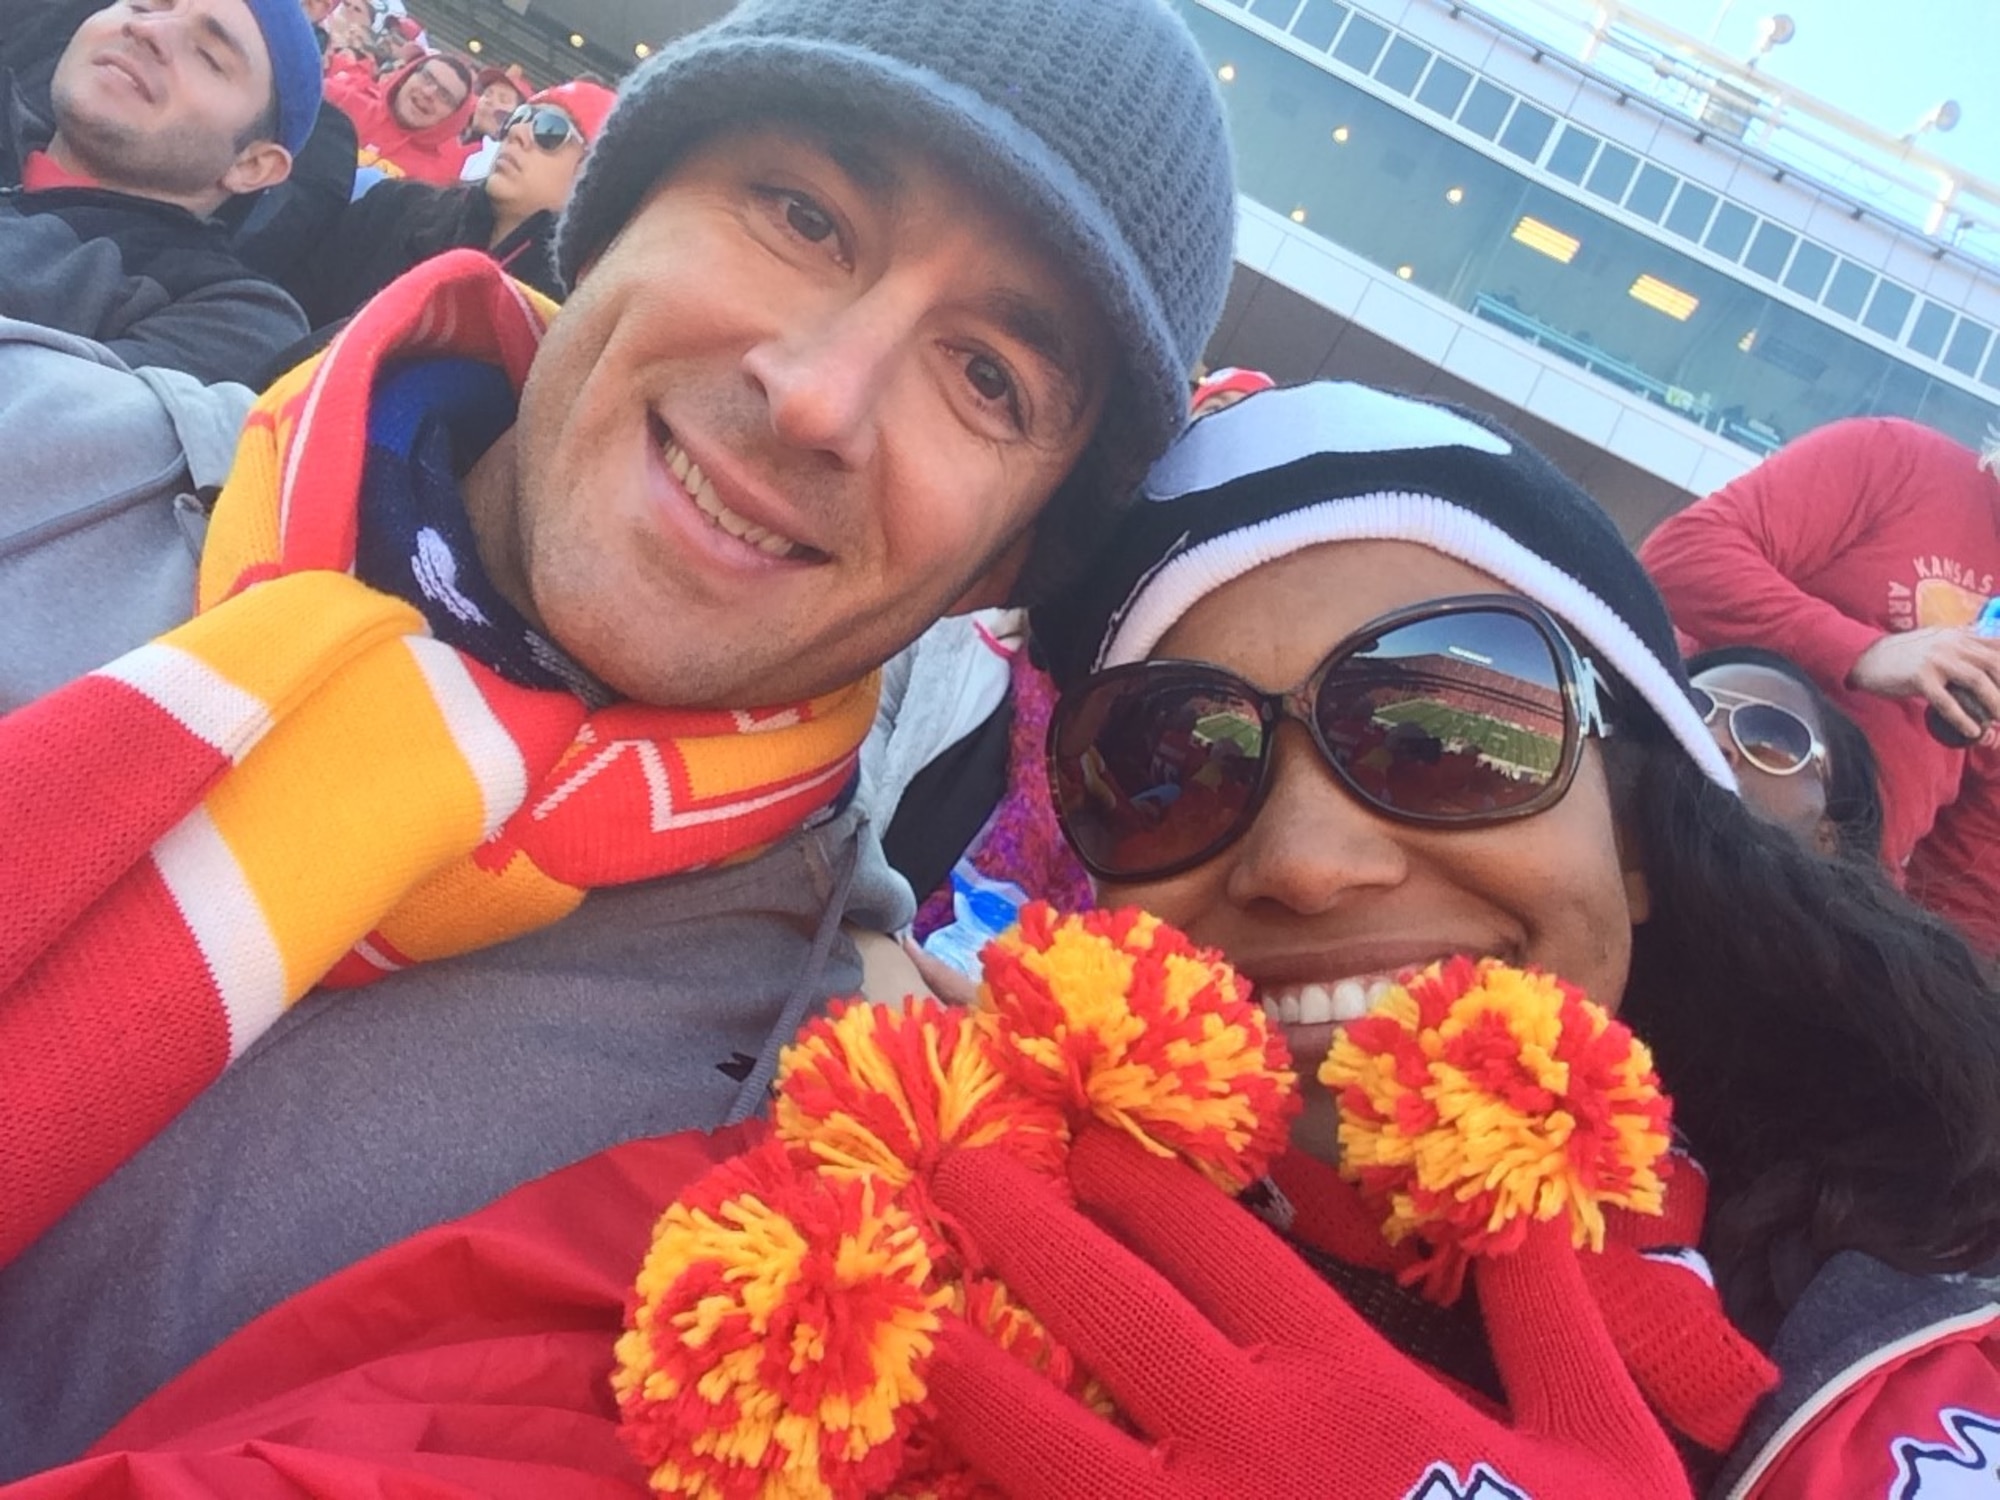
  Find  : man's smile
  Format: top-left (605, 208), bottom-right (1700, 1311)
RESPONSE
top-left (648, 415), bottom-right (822, 565)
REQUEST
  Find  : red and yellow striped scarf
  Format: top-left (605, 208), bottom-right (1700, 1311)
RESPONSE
top-left (0, 252), bottom-right (878, 1266)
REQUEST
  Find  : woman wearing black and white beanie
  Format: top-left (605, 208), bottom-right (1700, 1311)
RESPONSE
top-left (927, 382), bottom-right (2000, 1499)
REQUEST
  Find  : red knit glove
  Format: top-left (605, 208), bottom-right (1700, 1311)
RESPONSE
top-left (1268, 1148), bottom-right (1778, 1455)
top-left (924, 1129), bottom-right (1694, 1500)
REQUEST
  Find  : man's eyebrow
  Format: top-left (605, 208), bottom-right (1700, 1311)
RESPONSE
top-left (777, 125), bottom-right (1095, 426)
top-left (195, 11), bottom-right (250, 66)
top-left (816, 131), bottom-right (901, 204)
top-left (979, 287), bottom-right (1095, 429)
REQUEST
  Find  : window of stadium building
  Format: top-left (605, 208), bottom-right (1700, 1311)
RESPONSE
top-left (1180, 0), bottom-right (1997, 455)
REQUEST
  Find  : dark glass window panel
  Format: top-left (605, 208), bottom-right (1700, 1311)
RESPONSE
top-left (1865, 359), bottom-right (1931, 421)
top-left (1704, 202), bottom-right (1755, 260)
top-left (1290, 0), bottom-right (1349, 49)
top-left (1375, 37), bottom-right (1430, 94)
top-left (1247, 0), bottom-right (1300, 20)
top-left (1415, 56), bottom-right (1470, 114)
top-left (1862, 280), bottom-right (1915, 339)
top-left (1498, 102), bottom-right (1555, 161)
top-left (1918, 379), bottom-right (1999, 441)
top-left (1585, 144), bottom-right (1637, 202)
top-left (1625, 164), bottom-right (1676, 221)
top-left (1546, 125), bottom-right (1597, 183)
top-left (1743, 221), bottom-right (1795, 278)
top-left (1909, 300), bottom-right (1954, 359)
top-left (1945, 319), bottom-right (1992, 377)
top-left (1822, 259), bottom-right (1873, 319)
top-left (1664, 184), bottom-right (1717, 241)
top-left (1782, 240), bottom-right (1834, 298)
top-left (1982, 340), bottom-right (2000, 390)
top-left (1459, 79), bottom-right (1513, 139)
top-left (1332, 13), bottom-right (1388, 70)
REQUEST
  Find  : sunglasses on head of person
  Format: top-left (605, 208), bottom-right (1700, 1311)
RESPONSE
top-left (1687, 683), bottom-right (1825, 779)
top-left (1047, 594), bottom-right (1613, 883)
top-left (503, 103), bottom-right (583, 152)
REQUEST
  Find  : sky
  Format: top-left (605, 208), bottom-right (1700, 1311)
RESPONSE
top-left (1481, 0), bottom-right (1999, 187)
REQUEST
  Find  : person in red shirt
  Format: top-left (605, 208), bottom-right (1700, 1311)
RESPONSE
top-left (1640, 416), bottom-right (2000, 956)
top-left (322, 47), bottom-right (473, 184)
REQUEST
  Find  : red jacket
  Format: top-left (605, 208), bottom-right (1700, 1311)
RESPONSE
top-left (5, 1126), bottom-right (1993, 1498)
top-left (1640, 417), bottom-right (2000, 954)
top-left (1723, 1256), bottom-right (2000, 1499)
top-left (0, 1127), bottom-right (759, 1498)
top-left (324, 54), bottom-right (476, 186)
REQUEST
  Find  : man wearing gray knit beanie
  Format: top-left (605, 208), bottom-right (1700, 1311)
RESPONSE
top-left (0, 0), bottom-right (1238, 1474)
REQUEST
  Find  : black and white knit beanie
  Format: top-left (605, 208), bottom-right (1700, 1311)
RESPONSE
top-left (1033, 381), bottom-right (1735, 791)
top-left (555, 0), bottom-right (1236, 470)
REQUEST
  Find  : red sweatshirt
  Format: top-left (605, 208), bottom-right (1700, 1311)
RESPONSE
top-left (1640, 417), bottom-right (2000, 953)
top-left (324, 54), bottom-right (476, 186)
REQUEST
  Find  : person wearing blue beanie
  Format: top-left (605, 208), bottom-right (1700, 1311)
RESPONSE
top-left (236, 0), bottom-right (325, 158)
top-left (46, 0), bottom-right (319, 197)
top-left (0, 0), bottom-right (313, 380)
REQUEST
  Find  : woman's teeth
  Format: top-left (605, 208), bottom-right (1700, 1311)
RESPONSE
top-left (661, 434), bottom-right (805, 560)
top-left (1259, 977), bottom-right (1397, 1027)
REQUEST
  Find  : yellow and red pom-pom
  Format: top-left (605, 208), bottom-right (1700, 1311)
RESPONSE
top-left (614, 1139), bottom-right (951, 1499)
top-left (953, 1275), bottom-right (1113, 1416)
top-left (976, 904), bottom-right (1298, 1191)
top-left (774, 998), bottom-right (1068, 1193)
top-left (621, 907), bottom-right (1309, 1493)
top-left (880, 1277), bottom-right (1113, 1500)
top-left (1319, 957), bottom-right (1672, 1302)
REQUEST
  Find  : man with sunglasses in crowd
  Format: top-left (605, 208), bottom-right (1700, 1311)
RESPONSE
top-left (1643, 415), bottom-right (2000, 957)
top-left (0, 0), bottom-right (1236, 1476)
top-left (287, 78), bottom-right (615, 326)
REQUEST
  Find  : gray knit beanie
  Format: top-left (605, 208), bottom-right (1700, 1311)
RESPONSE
top-left (554, 0), bottom-right (1237, 470)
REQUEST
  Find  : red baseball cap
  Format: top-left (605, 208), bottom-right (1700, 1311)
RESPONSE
top-left (531, 79), bottom-right (617, 145)
top-left (474, 65), bottom-right (528, 96)
top-left (1190, 366), bottom-right (1276, 413)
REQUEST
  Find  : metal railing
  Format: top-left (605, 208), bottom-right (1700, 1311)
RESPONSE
top-left (1461, 0), bottom-right (1999, 266)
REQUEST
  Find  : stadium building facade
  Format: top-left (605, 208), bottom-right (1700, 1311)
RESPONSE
top-left (1179, 0), bottom-right (2000, 536)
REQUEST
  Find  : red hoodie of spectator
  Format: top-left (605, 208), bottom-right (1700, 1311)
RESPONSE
top-left (1640, 416), bottom-right (2000, 954)
top-left (325, 52), bottom-right (477, 185)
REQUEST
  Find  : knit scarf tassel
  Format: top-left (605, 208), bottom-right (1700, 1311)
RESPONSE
top-left (0, 251), bottom-right (878, 1268)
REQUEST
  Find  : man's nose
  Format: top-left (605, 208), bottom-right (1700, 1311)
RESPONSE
top-left (741, 293), bottom-right (910, 470)
top-left (120, 10), bottom-right (171, 58)
top-left (1221, 726), bottom-right (1409, 914)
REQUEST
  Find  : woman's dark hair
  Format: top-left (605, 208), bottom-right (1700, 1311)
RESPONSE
top-left (1608, 734), bottom-right (2000, 1344)
top-left (1686, 644), bottom-right (1885, 863)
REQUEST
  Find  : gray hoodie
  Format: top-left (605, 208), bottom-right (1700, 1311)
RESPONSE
top-left (0, 800), bottom-right (913, 1477)
top-left (0, 317), bottom-right (254, 707)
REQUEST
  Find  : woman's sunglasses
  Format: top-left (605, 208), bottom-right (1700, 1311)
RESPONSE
top-left (1047, 594), bottom-right (1612, 882)
top-left (503, 104), bottom-right (582, 152)
top-left (1688, 684), bottom-right (1825, 778)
